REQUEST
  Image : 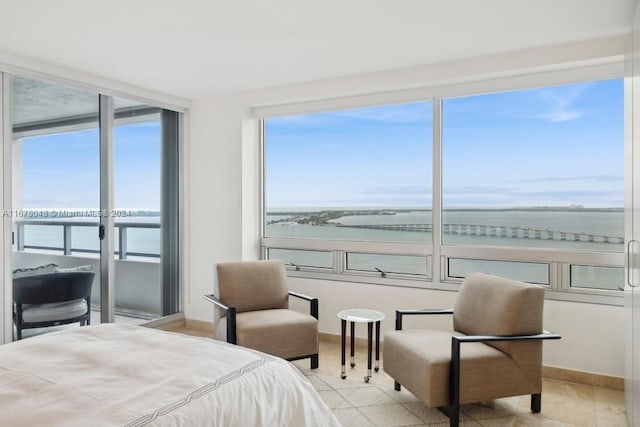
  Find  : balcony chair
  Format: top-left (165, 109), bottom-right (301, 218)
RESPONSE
top-left (204, 260), bottom-right (319, 368)
top-left (13, 271), bottom-right (95, 340)
top-left (384, 272), bottom-right (561, 427)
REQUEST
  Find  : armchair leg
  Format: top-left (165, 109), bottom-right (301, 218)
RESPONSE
top-left (449, 406), bottom-right (459, 427)
top-left (531, 393), bottom-right (541, 413)
top-left (437, 406), bottom-right (459, 427)
top-left (394, 381), bottom-right (401, 391)
top-left (310, 354), bottom-right (319, 369)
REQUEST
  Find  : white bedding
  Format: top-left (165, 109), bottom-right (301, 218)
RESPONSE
top-left (0, 324), bottom-right (341, 427)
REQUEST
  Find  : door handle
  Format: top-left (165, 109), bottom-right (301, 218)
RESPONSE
top-left (98, 224), bottom-right (105, 240)
top-left (628, 239), bottom-right (639, 287)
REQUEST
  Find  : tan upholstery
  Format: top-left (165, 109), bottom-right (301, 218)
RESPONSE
top-left (384, 273), bottom-right (547, 410)
top-left (213, 260), bottom-right (319, 365)
top-left (216, 309), bottom-right (318, 360)
top-left (217, 260), bottom-right (289, 312)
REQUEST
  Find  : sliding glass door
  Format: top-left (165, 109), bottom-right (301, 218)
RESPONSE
top-left (112, 98), bottom-right (170, 322)
top-left (8, 75), bottom-right (181, 339)
top-left (11, 76), bottom-right (103, 335)
top-left (626, 3), bottom-right (640, 424)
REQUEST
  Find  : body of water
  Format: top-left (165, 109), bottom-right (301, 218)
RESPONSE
top-left (19, 216), bottom-right (161, 256)
top-left (265, 208), bottom-right (624, 290)
top-left (16, 208), bottom-right (625, 290)
top-left (267, 209), bottom-right (624, 251)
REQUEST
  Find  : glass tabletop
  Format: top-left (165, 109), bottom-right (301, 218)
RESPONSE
top-left (337, 308), bottom-right (385, 323)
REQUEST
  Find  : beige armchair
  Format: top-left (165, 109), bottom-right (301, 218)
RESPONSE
top-left (383, 273), bottom-right (560, 427)
top-left (204, 260), bottom-right (319, 368)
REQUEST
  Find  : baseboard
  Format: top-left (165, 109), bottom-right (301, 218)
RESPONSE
top-left (319, 332), bottom-right (384, 351)
top-left (141, 313), bottom-right (185, 330)
top-left (185, 319), bottom-right (214, 332)
top-left (542, 366), bottom-right (624, 391)
top-left (319, 332), bottom-right (623, 390)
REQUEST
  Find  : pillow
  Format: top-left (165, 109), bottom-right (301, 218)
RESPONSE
top-left (55, 265), bottom-right (94, 273)
top-left (13, 263), bottom-right (59, 279)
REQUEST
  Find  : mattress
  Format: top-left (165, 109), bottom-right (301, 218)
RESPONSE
top-left (0, 324), bottom-right (340, 426)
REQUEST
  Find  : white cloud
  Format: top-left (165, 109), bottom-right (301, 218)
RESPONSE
top-left (531, 83), bottom-right (591, 123)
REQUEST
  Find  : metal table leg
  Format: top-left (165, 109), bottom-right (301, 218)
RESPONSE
top-left (365, 321), bottom-right (373, 383)
top-left (341, 319), bottom-right (346, 379)
top-left (375, 320), bottom-right (381, 372)
top-left (350, 321), bottom-right (355, 367)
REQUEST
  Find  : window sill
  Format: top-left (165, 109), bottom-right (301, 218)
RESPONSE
top-left (284, 269), bottom-right (625, 307)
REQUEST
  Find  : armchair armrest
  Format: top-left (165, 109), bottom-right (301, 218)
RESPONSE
top-left (448, 330), bottom-right (561, 422)
top-left (289, 291), bottom-right (319, 320)
top-left (202, 294), bottom-right (237, 345)
top-left (453, 331), bottom-right (561, 345)
top-left (395, 308), bottom-right (454, 330)
top-left (203, 294), bottom-right (231, 311)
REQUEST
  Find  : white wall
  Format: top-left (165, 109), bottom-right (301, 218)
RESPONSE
top-left (184, 97), bottom-right (247, 315)
top-left (186, 36), bottom-right (627, 377)
top-left (289, 277), bottom-right (625, 378)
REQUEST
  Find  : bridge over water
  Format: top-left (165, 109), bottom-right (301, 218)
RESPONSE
top-left (335, 223), bottom-right (624, 244)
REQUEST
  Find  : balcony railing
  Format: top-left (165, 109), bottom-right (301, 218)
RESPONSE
top-left (14, 219), bottom-right (160, 259)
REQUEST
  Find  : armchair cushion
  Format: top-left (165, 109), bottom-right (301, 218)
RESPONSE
top-left (216, 309), bottom-right (318, 360)
top-left (216, 260), bottom-right (289, 313)
top-left (453, 272), bottom-right (544, 356)
top-left (12, 263), bottom-right (59, 279)
top-left (384, 328), bottom-right (539, 408)
top-left (55, 264), bottom-right (94, 273)
top-left (22, 299), bottom-right (88, 323)
top-left (452, 273), bottom-right (544, 387)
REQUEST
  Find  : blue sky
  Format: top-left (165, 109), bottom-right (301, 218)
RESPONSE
top-left (265, 79), bottom-right (623, 209)
top-left (21, 122), bottom-right (160, 210)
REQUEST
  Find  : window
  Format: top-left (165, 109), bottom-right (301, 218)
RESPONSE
top-left (267, 248), bottom-right (333, 270)
top-left (263, 102), bottom-right (433, 277)
top-left (441, 80), bottom-right (624, 292)
top-left (447, 258), bottom-right (549, 285)
top-left (261, 77), bottom-right (624, 300)
top-left (442, 80), bottom-right (623, 252)
top-left (570, 265), bottom-right (624, 291)
top-left (346, 253), bottom-right (428, 277)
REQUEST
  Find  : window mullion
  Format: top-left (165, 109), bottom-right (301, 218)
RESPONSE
top-left (432, 98), bottom-right (443, 282)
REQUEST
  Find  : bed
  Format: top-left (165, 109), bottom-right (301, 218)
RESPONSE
top-left (0, 324), bottom-right (341, 426)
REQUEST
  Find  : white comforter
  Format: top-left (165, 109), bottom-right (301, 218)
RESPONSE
top-left (0, 324), bottom-right (340, 427)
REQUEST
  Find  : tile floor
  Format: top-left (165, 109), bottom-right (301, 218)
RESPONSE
top-left (174, 327), bottom-right (628, 427)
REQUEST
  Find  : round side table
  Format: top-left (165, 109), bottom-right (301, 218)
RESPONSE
top-left (337, 308), bottom-right (385, 382)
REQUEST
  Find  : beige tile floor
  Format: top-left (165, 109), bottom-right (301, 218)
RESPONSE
top-left (174, 327), bottom-right (628, 427)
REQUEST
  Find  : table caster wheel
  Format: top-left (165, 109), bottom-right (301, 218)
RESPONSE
top-left (341, 374), bottom-right (346, 379)
top-left (364, 376), bottom-right (370, 383)
top-left (350, 362), bottom-right (355, 368)
top-left (374, 367), bottom-right (379, 372)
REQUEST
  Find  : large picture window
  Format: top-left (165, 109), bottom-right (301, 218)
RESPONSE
top-left (264, 101), bottom-right (433, 243)
top-left (261, 78), bottom-right (624, 300)
top-left (263, 102), bottom-right (433, 276)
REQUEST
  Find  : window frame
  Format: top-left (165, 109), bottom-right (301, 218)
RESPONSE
top-left (259, 65), bottom-right (626, 307)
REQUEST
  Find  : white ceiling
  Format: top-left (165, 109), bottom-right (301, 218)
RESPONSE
top-left (0, 0), bottom-right (634, 100)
